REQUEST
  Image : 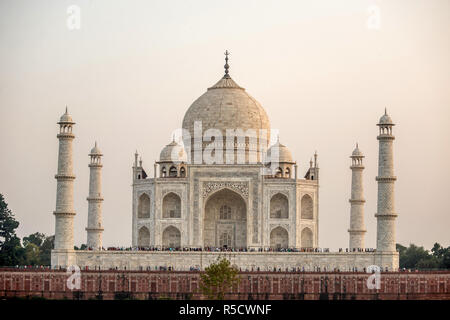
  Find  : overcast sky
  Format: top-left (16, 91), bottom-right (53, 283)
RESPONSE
top-left (0, 0), bottom-right (449, 250)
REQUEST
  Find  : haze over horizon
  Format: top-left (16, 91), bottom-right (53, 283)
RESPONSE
top-left (0, 0), bottom-right (449, 250)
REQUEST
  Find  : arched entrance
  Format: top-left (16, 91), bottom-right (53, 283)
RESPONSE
top-left (270, 226), bottom-right (288, 249)
top-left (204, 188), bottom-right (247, 249)
top-left (301, 227), bottom-right (313, 248)
top-left (162, 226), bottom-right (181, 249)
top-left (138, 226), bottom-right (150, 247)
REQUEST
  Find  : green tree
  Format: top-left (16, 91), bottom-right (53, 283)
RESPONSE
top-left (74, 244), bottom-right (87, 250)
top-left (24, 242), bottom-right (41, 265)
top-left (398, 244), bottom-right (432, 269)
top-left (0, 235), bottom-right (24, 266)
top-left (23, 232), bottom-right (46, 247)
top-left (441, 249), bottom-right (450, 269)
top-left (0, 194), bottom-right (19, 245)
top-left (431, 243), bottom-right (445, 258)
top-left (39, 235), bottom-right (54, 266)
top-left (200, 258), bottom-right (240, 300)
top-left (396, 243), bottom-right (450, 270)
top-left (19, 233), bottom-right (55, 266)
top-left (0, 194), bottom-right (24, 266)
top-left (416, 256), bottom-right (440, 269)
top-left (431, 243), bottom-right (450, 269)
top-left (396, 243), bottom-right (407, 256)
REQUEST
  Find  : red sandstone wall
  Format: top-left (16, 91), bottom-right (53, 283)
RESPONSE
top-left (0, 268), bottom-right (448, 300)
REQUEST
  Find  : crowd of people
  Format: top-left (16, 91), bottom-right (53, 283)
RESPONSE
top-left (83, 245), bottom-right (379, 253)
top-left (97, 246), bottom-right (338, 252)
top-left (338, 248), bottom-right (376, 253)
top-left (4, 265), bottom-right (51, 270)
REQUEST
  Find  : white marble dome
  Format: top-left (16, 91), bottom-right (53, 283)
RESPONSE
top-left (351, 144), bottom-right (363, 157)
top-left (90, 142), bottom-right (102, 155)
top-left (182, 75), bottom-right (270, 145)
top-left (160, 141), bottom-right (187, 162)
top-left (59, 107), bottom-right (74, 124)
top-left (379, 109), bottom-right (393, 125)
top-left (266, 140), bottom-right (294, 163)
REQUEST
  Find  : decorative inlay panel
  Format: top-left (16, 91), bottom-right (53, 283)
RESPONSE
top-left (202, 181), bottom-right (249, 199)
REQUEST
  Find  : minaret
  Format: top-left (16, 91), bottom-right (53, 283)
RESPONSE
top-left (132, 151), bottom-right (146, 180)
top-left (375, 109), bottom-right (397, 252)
top-left (133, 150), bottom-right (138, 180)
top-left (348, 143), bottom-right (366, 250)
top-left (86, 142), bottom-right (104, 250)
top-left (54, 108), bottom-right (76, 251)
top-left (313, 151), bottom-right (319, 181)
top-left (304, 152), bottom-right (319, 181)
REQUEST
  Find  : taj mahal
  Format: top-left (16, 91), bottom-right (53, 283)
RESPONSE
top-left (51, 53), bottom-right (399, 271)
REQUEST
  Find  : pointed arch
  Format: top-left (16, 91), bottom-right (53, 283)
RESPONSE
top-left (301, 227), bottom-right (313, 248)
top-left (138, 193), bottom-right (150, 219)
top-left (270, 226), bottom-right (288, 249)
top-left (275, 167), bottom-right (283, 178)
top-left (270, 193), bottom-right (289, 219)
top-left (162, 225), bottom-right (181, 248)
top-left (285, 167), bottom-right (291, 178)
top-left (163, 192), bottom-right (181, 218)
top-left (138, 226), bottom-right (150, 247)
top-left (204, 188), bottom-right (247, 249)
top-left (301, 194), bottom-right (313, 219)
top-left (169, 166), bottom-right (177, 177)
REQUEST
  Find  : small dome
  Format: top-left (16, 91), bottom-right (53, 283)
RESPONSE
top-left (59, 107), bottom-right (74, 123)
top-left (351, 144), bottom-right (363, 157)
top-left (160, 141), bottom-right (187, 162)
top-left (266, 140), bottom-right (294, 163)
top-left (378, 109), bottom-right (393, 125)
top-left (90, 142), bottom-right (102, 155)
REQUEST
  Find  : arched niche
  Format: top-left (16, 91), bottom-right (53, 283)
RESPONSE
top-left (162, 225), bottom-right (181, 248)
top-left (301, 194), bottom-right (313, 219)
top-left (162, 192), bottom-right (181, 218)
top-left (138, 193), bottom-right (150, 219)
top-left (270, 226), bottom-right (288, 249)
top-left (204, 188), bottom-right (247, 249)
top-left (270, 193), bottom-right (289, 219)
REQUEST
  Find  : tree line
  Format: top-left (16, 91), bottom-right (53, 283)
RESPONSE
top-left (0, 194), bottom-right (54, 266)
top-left (396, 243), bottom-right (450, 270)
top-left (1, 193), bottom-right (449, 269)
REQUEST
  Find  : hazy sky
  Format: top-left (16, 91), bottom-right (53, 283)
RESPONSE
top-left (0, 0), bottom-right (449, 250)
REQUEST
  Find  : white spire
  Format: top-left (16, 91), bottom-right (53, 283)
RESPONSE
top-left (348, 141), bottom-right (366, 250)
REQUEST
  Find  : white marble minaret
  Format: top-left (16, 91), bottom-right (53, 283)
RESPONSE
top-left (348, 143), bottom-right (366, 250)
top-left (375, 109), bottom-right (397, 252)
top-left (54, 108), bottom-right (76, 251)
top-left (86, 142), bottom-right (104, 250)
